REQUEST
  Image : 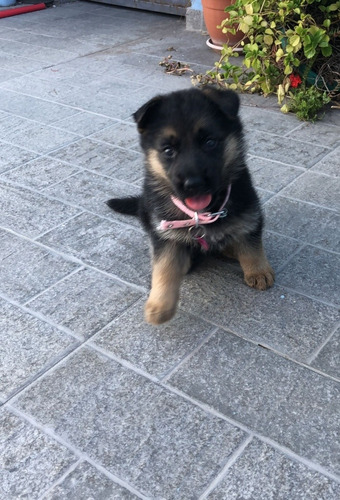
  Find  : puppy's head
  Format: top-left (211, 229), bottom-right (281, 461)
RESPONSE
top-left (134, 87), bottom-right (245, 211)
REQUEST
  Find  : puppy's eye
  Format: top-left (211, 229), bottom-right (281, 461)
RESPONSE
top-left (163, 146), bottom-right (176, 158)
top-left (204, 138), bottom-right (217, 150)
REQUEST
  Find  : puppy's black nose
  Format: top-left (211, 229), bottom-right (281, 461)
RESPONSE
top-left (183, 176), bottom-right (205, 193)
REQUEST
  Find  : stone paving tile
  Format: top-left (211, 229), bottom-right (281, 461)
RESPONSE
top-left (241, 107), bottom-right (300, 135)
top-left (179, 258), bottom-right (339, 362)
top-left (88, 76), bottom-right (146, 97)
top-left (44, 461), bottom-right (139, 500)
top-left (248, 157), bottom-right (304, 193)
top-left (277, 246), bottom-right (340, 306)
top-left (53, 86), bottom-right (142, 121)
top-left (0, 73), bottom-right (74, 103)
top-left (30, 64), bottom-right (121, 87)
top-left (0, 26), bottom-right (108, 58)
top-left (51, 111), bottom-right (118, 136)
top-left (264, 196), bottom-right (340, 253)
top-left (280, 171), bottom-right (340, 210)
top-left (0, 408), bottom-right (77, 500)
top-left (0, 35), bottom-right (76, 64)
top-left (0, 68), bottom-right (23, 83)
top-left (0, 182), bottom-right (80, 238)
top-left (0, 114), bottom-right (81, 154)
top-left (42, 170), bottom-right (141, 223)
top-left (27, 268), bottom-right (142, 339)
top-left (0, 299), bottom-right (78, 402)
top-left (285, 122), bottom-right (340, 148)
top-left (310, 146), bottom-right (340, 177)
top-left (207, 439), bottom-right (340, 499)
top-left (1, 3), bottom-right (339, 498)
top-left (0, 89), bottom-right (78, 124)
top-left (247, 130), bottom-right (330, 168)
top-left (255, 188), bottom-right (274, 204)
top-left (33, 57), bottom-right (132, 83)
top-left (38, 213), bottom-right (150, 286)
top-left (0, 139), bottom-right (39, 174)
top-left (311, 329), bottom-right (340, 380)
top-left (90, 121), bottom-right (140, 150)
top-left (1, 157), bottom-right (80, 191)
top-left (169, 330), bottom-right (340, 475)
top-left (262, 231), bottom-right (302, 272)
top-left (49, 138), bottom-right (144, 182)
top-left (0, 50), bottom-right (47, 73)
top-left (121, 66), bottom-right (192, 93)
top-left (13, 347), bottom-right (247, 499)
top-left (0, 229), bottom-right (79, 303)
top-left (92, 300), bottom-right (216, 378)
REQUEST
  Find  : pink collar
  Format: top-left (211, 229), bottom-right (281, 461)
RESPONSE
top-left (158, 184), bottom-right (232, 231)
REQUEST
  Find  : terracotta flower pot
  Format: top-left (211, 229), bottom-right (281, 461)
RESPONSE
top-left (202, 0), bottom-right (243, 48)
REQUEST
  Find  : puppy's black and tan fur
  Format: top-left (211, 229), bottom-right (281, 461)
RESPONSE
top-left (107, 87), bottom-right (274, 324)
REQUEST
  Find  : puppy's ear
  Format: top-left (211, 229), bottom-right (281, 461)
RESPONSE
top-left (133, 96), bottom-right (163, 133)
top-left (201, 87), bottom-right (240, 119)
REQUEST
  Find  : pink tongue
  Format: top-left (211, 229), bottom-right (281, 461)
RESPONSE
top-left (185, 194), bottom-right (212, 211)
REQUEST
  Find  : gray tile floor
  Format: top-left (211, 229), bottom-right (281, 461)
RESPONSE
top-left (0, 2), bottom-right (339, 499)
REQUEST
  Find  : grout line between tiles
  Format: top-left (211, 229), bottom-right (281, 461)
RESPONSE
top-left (37, 458), bottom-right (82, 500)
top-left (160, 325), bottom-right (219, 383)
top-left (6, 348), bottom-right (340, 487)
top-left (0, 291), bottom-right (83, 342)
top-left (264, 191), bottom-right (339, 212)
top-left (0, 225), bottom-right (147, 293)
top-left (273, 282), bottom-right (339, 310)
top-left (274, 242), bottom-right (308, 274)
top-left (6, 405), bottom-right (148, 500)
top-left (161, 385), bottom-right (340, 485)
top-left (163, 311), bottom-right (340, 383)
top-left (88, 342), bottom-right (160, 383)
top-left (4, 340), bottom-right (340, 488)
top-left (198, 435), bottom-right (254, 499)
top-left (22, 266), bottom-right (86, 307)
top-left (306, 321), bottom-right (340, 365)
top-left (265, 229), bottom-right (340, 257)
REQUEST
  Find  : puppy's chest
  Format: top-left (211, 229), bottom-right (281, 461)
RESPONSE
top-left (153, 214), bottom-right (233, 250)
top-left (152, 208), bottom-right (259, 250)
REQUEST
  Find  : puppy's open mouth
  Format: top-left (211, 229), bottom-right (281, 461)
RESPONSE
top-left (184, 194), bottom-right (212, 211)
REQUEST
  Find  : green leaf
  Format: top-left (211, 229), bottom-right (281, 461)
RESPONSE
top-left (227, 10), bottom-right (238, 18)
top-left (275, 48), bottom-right (284, 61)
top-left (244, 15), bottom-right (254, 26)
top-left (239, 22), bottom-right (250, 33)
top-left (304, 45), bottom-right (316, 59)
top-left (290, 35), bottom-right (300, 47)
top-left (323, 19), bottom-right (331, 28)
top-left (321, 45), bottom-right (332, 57)
top-left (264, 35), bottom-right (273, 45)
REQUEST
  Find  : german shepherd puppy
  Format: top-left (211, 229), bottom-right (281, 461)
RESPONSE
top-left (107, 87), bottom-right (274, 324)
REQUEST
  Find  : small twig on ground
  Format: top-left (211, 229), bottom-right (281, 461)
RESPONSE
top-left (159, 55), bottom-right (193, 76)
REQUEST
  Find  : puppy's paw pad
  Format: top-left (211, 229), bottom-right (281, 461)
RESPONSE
top-left (245, 268), bottom-right (275, 290)
top-left (145, 300), bottom-right (176, 325)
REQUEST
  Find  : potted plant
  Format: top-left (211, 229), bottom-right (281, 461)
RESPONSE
top-left (202, 0), bottom-right (244, 50)
top-left (195, 0), bottom-right (340, 120)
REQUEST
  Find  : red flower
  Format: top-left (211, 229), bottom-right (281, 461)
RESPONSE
top-left (289, 73), bottom-right (302, 88)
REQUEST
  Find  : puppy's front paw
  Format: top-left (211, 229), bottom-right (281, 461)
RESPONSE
top-left (244, 266), bottom-right (275, 290)
top-left (145, 299), bottom-right (176, 325)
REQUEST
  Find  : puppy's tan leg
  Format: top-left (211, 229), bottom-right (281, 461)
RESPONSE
top-left (233, 241), bottom-right (275, 290)
top-left (145, 244), bottom-right (191, 325)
